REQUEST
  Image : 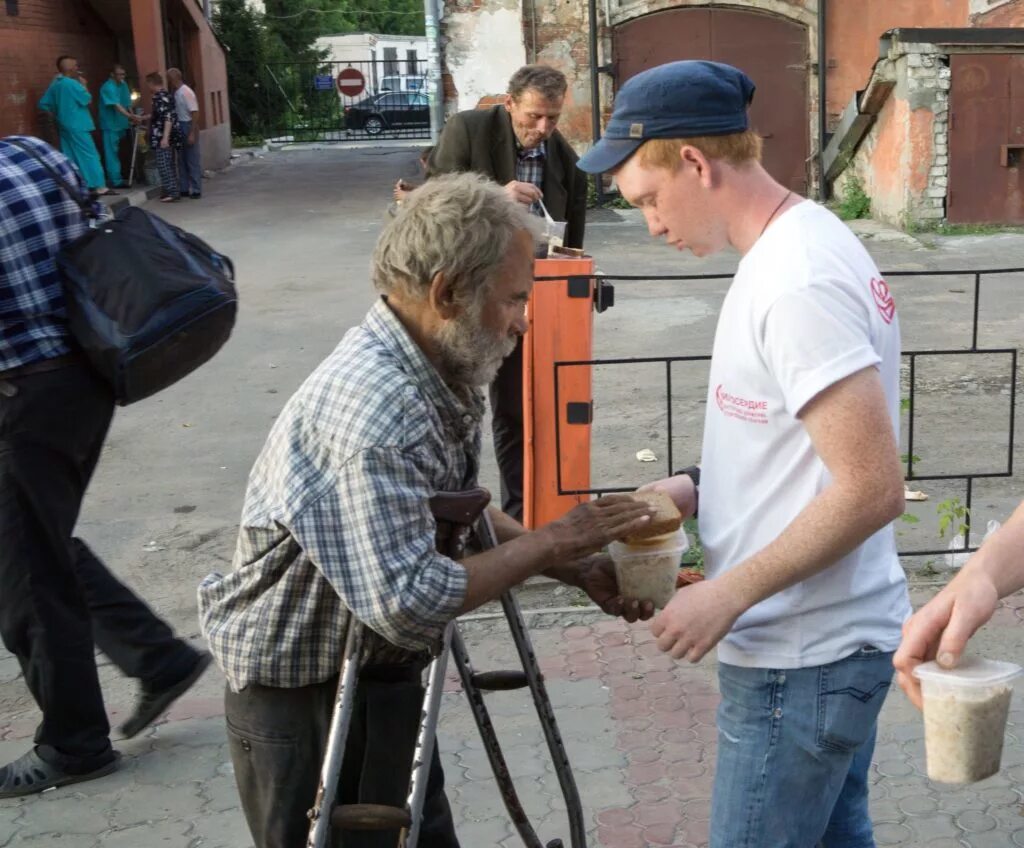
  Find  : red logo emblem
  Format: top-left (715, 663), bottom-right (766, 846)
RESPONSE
top-left (871, 277), bottom-right (896, 324)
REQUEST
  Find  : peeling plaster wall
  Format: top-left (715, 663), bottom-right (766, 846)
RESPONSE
top-left (836, 43), bottom-right (951, 228)
top-left (442, 3), bottom-right (526, 115)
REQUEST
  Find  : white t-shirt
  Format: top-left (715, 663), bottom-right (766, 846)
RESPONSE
top-left (175, 84), bottom-right (199, 123)
top-left (700, 200), bottom-right (911, 670)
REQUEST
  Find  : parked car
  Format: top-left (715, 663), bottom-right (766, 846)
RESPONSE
top-left (345, 91), bottom-right (429, 135)
top-left (378, 74), bottom-right (426, 94)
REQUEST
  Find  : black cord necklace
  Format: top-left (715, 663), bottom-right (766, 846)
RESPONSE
top-left (759, 190), bottom-right (794, 238)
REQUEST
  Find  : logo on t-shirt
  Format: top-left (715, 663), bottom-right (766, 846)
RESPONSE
top-left (870, 277), bottom-right (896, 324)
top-left (715, 384), bottom-right (769, 425)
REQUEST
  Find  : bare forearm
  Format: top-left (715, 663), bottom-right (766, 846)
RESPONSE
top-left (486, 507), bottom-right (586, 587)
top-left (955, 501), bottom-right (1024, 599)
top-left (721, 480), bottom-right (903, 609)
top-left (458, 527), bottom-right (558, 612)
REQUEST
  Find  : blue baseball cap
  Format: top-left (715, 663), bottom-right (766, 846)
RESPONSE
top-left (577, 61), bottom-right (756, 174)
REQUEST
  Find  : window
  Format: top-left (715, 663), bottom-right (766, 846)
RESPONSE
top-left (410, 93), bottom-right (428, 106)
top-left (383, 47), bottom-right (399, 77)
top-left (406, 50), bottom-right (418, 76)
top-left (377, 93), bottom-right (406, 108)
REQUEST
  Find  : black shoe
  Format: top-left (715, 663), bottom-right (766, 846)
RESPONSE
top-left (0, 748), bottom-right (120, 798)
top-left (188, 192), bottom-right (202, 199)
top-left (120, 651), bottom-right (213, 739)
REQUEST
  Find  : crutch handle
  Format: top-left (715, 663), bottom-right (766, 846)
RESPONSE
top-left (471, 670), bottom-right (529, 691)
top-left (331, 803), bottom-right (412, 831)
top-left (428, 488), bottom-right (491, 527)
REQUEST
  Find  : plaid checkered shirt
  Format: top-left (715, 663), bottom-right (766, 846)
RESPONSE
top-left (517, 139), bottom-right (546, 217)
top-left (0, 136), bottom-right (99, 371)
top-left (198, 298), bottom-right (484, 691)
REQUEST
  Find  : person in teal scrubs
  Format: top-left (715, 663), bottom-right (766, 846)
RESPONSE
top-left (38, 55), bottom-right (109, 193)
top-left (98, 65), bottom-right (137, 188)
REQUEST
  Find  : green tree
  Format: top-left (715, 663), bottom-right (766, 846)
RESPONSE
top-left (317, 0), bottom-right (425, 37)
top-left (213, 0), bottom-right (278, 135)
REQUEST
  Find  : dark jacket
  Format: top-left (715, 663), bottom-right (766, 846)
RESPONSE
top-left (427, 105), bottom-right (587, 249)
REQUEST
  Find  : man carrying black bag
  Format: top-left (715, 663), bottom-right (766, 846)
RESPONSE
top-left (0, 136), bottom-right (210, 797)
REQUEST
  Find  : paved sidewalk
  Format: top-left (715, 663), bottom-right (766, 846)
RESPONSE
top-left (2, 585), bottom-right (1024, 847)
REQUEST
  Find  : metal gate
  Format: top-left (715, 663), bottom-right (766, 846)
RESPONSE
top-left (613, 8), bottom-right (809, 194)
top-left (242, 59), bottom-right (432, 142)
top-left (548, 268), bottom-right (1019, 560)
top-left (949, 53), bottom-right (1024, 224)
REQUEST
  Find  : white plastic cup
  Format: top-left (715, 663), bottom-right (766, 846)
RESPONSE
top-left (914, 656), bottom-right (1022, 783)
top-left (608, 528), bottom-right (689, 609)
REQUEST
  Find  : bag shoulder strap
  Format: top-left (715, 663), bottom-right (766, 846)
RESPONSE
top-left (5, 138), bottom-right (98, 218)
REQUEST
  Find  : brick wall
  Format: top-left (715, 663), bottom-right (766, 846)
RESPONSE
top-left (0, 1), bottom-right (118, 138)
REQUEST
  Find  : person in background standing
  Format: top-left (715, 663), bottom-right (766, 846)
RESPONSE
top-left (427, 65), bottom-right (588, 522)
top-left (168, 68), bottom-right (202, 199)
top-left (98, 65), bottom-right (137, 189)
top-left (143, 71), bottom-right (181, 203)
top-left (38, 55), bottom-right (110, 194)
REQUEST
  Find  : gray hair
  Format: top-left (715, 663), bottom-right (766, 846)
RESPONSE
top-left (508, 65), bottom-right (567, 102)
top-left (372, 173), bottom-right (541, 306)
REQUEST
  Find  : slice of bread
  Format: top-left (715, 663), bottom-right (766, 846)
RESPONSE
top-left (622, 490), bottom-right (683, 543)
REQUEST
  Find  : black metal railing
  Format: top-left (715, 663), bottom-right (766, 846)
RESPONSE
top-left (242, 59), bottom-right (432, 142)
top-left (546, 268), bottom-right (1021, 558)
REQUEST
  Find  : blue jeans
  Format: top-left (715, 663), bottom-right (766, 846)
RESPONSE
top-left (710, 647), bottom-right (894, 848)
top-left (177, 120), bottom-right (202, 195)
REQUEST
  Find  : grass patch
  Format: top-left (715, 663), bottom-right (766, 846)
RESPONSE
top-left (587, 180), bottom-right (633, 210)
top-left (834, 175), bottom-right (871, 221)
top-left (681, 518), bottom-right (704, 572)
top-left (232, 133), bottom-right (265, 148)
top-left (906, 220), bottom-right (1024, 236)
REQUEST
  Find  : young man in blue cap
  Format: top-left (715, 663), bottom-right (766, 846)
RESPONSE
top-left (579, 61), bottom-right (910, 846)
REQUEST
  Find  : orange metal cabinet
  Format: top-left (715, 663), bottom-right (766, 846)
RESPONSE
top-left (522, 257), bottom-right (595, 529)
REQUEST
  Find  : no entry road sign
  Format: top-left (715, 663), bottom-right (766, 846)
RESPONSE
top-left (336, 67), bottom-right (366, 97)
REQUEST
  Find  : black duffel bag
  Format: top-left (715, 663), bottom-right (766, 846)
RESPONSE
top-left (8, 139), bottom-right (237, 405)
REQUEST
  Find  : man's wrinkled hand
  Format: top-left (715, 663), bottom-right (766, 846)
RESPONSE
top-left (504, 180), bottom-right (543, 206)
top-left (650, 577), bottom-right (745, 662)
top-left (546, 495), bottom-right (654, 562)
top-left (639, 474), bottom-right (697, 520)
top-left (577, 555), bottom-right (655, 623)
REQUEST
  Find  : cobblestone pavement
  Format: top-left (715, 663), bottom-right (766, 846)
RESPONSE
top-left (2, 586), bottom-right (1024, 847)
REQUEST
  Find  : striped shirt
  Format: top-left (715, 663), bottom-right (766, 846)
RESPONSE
top-left (198, 298), bottom-right (483, 691)
top-left (0, 136), bottom-right (94, 371)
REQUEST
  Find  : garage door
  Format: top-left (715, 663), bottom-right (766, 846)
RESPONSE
top-left (613, 8), bottom-right (809, 194)
top-left (948, 53), bottom-right (1024, 224)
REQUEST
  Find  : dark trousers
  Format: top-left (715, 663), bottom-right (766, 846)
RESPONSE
top-left (0, 362), bottom-right (196, 769)
top-left (225, 667), bottom-right (461, 848)
top-left (490, 337), bottom-right (524, 521)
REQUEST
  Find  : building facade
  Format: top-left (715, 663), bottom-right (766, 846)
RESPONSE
top-left (317, 32), bottom-right (430, 95)
top-left (439, 0), bottom-right (1024, 224)
top-left (1, 0), bottom-right (231, 170)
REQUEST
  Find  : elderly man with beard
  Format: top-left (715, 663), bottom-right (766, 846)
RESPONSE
top-left (198, 173), bottom-right (654, 848)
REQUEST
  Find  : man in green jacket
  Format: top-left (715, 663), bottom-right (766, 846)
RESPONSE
top-left (98, 64), bottom-right (137, 188)
top-left (427, 64), bottom-right (588, 521)
top-left (38, 55), bottom-right (109, 193)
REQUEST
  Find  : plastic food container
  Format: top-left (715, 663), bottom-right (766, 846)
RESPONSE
top-left (914, 657), bottom-right (1022, 783)
top-left (608, 528), bottom-right (689, 609)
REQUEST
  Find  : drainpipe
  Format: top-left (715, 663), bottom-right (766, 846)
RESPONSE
top-left (818, 0), bottom-right (828, 201)
top-left (203, 0), bottom-right (210, 21)
top-left (588, 0), bottom-right (605, 203)
top-left (424, 0), bottom-right (444, 140)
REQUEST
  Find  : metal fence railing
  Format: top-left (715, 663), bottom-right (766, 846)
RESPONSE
top-left (546, 268), bottom-right (1020, 559)
top-left (243, 59), bottom-right (432, 142)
